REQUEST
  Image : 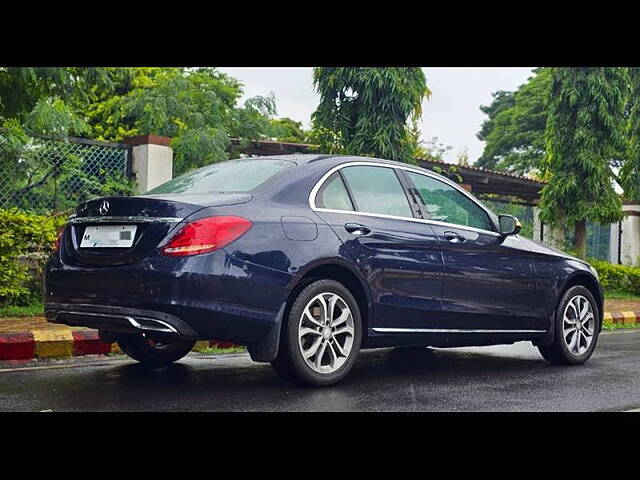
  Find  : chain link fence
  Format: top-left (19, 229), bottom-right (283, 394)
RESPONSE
top-left (0, 135), bottom-right (133, 215)
top-left (560, 221), bottom-right (612, 262)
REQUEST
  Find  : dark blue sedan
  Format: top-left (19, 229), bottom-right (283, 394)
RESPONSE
top-left (44, 155), bottom-right (604, 386)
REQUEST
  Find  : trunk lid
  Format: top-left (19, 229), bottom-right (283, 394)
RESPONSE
top-left (63, 194), bottom-right (251, 266)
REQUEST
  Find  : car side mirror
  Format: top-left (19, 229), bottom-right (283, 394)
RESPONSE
top-left (498, 215), bottom-right (521, 236)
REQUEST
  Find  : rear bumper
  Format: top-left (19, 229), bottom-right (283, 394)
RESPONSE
top-left (45, 303), bottom-right (201, 338)
top-left (44, 249), bottom-right (296, 345)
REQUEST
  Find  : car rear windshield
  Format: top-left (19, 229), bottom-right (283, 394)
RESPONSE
top-left (145, 159), bottom-right (294, 195)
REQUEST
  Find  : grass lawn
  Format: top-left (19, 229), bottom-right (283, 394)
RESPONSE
top-left (195, 345), bottom-right (247, 354)
top-left (0, 300), bottom-right (44, 317)
top-left (606, 290), bottom-right (640, 300)
top-left (602, 323), bottom-right (640, 331)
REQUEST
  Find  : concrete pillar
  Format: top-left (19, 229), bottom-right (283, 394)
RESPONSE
top-left (610, 222), bottom-right (621, 265)
top-left (545, 225), bottom-right (567, 251)
top-left (124, 134), bottom-right (173, 194)
top-left (620, 204), bottom-right (640, 266)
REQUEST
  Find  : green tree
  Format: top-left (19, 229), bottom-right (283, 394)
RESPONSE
top-left (477, 90), bottom-right (515, 142)
top-left (269, 117), bottom-right (309, 143)
top-left (414, 136), bottom-right (452, 161)
top-left (311, 67), bottom-right (430, 164)
top-left (476, 68), bottom-right (552, 175)
top-left (0, 67), bottom-right (115, 122)
top-left (87, 67), bottom-right (277, 175)
top-left (620, 67), bottom-right (640, 203)
top-left (539, 67), bottom-right (628, 258)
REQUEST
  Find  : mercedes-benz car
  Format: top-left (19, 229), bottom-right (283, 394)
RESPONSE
top-left (44, 155), bottom-right (604, 386)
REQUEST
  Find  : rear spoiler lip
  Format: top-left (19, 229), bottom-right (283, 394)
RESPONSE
top-left (141, 192), bottom-right (253, 208)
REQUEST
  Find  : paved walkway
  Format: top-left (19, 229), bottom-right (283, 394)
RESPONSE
top-left (606, 298), bottom-right (640, 312)
top-left (0, 316), bottom-right (82, 333)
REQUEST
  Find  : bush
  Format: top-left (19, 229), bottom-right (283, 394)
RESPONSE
top-left (0, 209), bottom-right (65, 305)
top-left (589, 259), bottom-right (640, 296)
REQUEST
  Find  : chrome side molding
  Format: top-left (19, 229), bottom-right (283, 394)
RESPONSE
top-left (373, 328), bottom-right (546, 334)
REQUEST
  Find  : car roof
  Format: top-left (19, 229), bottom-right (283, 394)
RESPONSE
top-left (253, 153), bottom-right (452, 183)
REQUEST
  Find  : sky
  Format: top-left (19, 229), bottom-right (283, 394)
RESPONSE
top-left (218, 67), bottom-right (535, 164)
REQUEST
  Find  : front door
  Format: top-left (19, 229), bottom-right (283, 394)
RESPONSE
top-left (402, 170), bottom-right (543, 332)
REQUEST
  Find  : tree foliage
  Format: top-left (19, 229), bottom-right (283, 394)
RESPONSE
top-left (0, 67), bottom-right (115, 122)
top-left (311, 67), bottom-right (430, 164)
top-left (269, 117), bottom-right (309, 143)
top-left (476, 68), bottom-right (551, 175)
top-left (86, 67), bottom-right (278, 174)
top-left (0, 208), bottom-right (65, 304)
top-left (620, 67), bottom-right (640, 203)
top-left (539, 68), bottom-right (628, 255)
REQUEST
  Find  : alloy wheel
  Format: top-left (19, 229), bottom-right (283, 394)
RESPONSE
top-left (297, 292), bottom-right (355, 374)
top-left (562, 295), bottom-right (595, 356)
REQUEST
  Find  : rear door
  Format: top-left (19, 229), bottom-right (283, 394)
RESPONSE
top-left (401, 170), bottom-right (544, 332)
top-left (312, 164), bottom-right (444, 330)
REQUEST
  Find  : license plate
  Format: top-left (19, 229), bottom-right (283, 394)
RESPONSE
top-left (80, 225), bottom-right (137, 248)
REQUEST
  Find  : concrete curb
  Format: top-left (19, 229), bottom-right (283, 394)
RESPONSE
top-left (0, 329), bottom-right (237, 361)
top-left (603, 311), bottom-right (640, 327)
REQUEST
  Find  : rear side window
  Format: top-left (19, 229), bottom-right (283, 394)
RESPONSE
top-left (340, 166), bottom-right (413, 218)
top-left (145, 159), bottom-right (294, 195)
top-left (315, 172), bottom-right (355, 211)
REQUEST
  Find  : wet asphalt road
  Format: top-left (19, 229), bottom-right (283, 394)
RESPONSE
top-left (1, 329), bottom-right (640, 412)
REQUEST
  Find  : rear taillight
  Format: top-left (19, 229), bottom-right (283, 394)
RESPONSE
top-left (161, 216), bottom-right (252, 257)
top-left (53, 225), bottom-right (66, 253)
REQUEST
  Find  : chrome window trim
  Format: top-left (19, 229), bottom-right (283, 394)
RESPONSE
top-left (309, 161), bottom-right (500, 236)
top-left (373, 328), bottom-right (546, 334)
top-left (69, 216), bottom-right (184, 224)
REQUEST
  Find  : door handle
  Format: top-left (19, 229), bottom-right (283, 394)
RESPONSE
top-left (444, 231), bottom-right (466, 244)
top-left (345, 223), bottom-right (371, 236)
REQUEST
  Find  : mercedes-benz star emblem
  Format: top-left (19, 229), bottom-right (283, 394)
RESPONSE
top-left (99, 200), bottom-right (110, 216)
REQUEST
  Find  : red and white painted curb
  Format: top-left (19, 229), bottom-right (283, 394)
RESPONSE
top-left (0, 329), bottom-right (237, 361)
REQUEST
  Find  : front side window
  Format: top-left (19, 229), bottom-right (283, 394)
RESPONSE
top-left (145, 159), bottom-right (294, 195)
top-left (406, 172), bottom-right (494, 231)
top-left (340, 166), bottom-right (413, 218)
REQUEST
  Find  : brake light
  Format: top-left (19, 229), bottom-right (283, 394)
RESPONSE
top-left (161, 216), bottom-right (252, 257)
top-left (53, 225), bottom-right (66, 253)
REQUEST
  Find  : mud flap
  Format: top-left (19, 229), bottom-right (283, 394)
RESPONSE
top-left (247, 302), bottom-right (286, 362)
top-left (532, 312), bottom-right (555, 347)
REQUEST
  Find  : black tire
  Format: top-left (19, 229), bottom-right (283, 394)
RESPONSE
top-left (271, 279), bottom-right (362, 387)
top-left (537, 285), bottom-right (600, 365)
top-left (117, 334), bottom-right (196, 368)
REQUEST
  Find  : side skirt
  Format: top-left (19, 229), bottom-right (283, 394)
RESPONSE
top-left (365, 328), bottom-right (549, 349)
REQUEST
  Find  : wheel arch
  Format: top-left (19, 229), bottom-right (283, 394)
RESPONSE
top-left (559, 272), bottom-right (604, 330)
top-left (287, 260), bottom-right (373, 344)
